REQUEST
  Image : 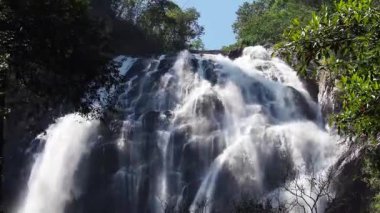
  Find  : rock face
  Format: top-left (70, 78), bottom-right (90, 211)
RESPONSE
top-left (314, 67), bottom-right (377, 213)
top-left (317, 69), bottom-right (342, 118)
top-left (284, 86), bottom-right (318, 121)
top-left (3, 89), bottom-right (75, 211)
top-left (6, 47), bottom-right (342, 213)
top-left (326, 144), bottom-right (377, 213)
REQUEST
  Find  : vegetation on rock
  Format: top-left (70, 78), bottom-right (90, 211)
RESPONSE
top-left (277, 0), bottom-right (380, 211)
top-left (279, 0), bottom-right (380, 141)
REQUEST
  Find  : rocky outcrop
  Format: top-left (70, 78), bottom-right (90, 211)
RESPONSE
top-left (317, 68), bottom-right (342, 119)
top-left (326, 144), bottom-right (378, 213)
top-left (189, 48), bottom-right (244, 60)
top-left (3, 89), bottom-right (75, 211)
top-left (315, 69), bottom-right (376, 213)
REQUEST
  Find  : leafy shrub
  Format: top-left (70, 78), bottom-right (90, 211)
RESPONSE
top-left (232, 0), bottom-right (317, 47)
top-left (279, 0), bottom-right (380, 141)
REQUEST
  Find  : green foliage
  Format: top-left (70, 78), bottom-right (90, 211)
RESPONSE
top-left (111, 0), bottom-right (204, 51)
top-left (136, 1), bottom-right (204, 50)
top-left (113, 0), bottom-right (149, 20)
top-left (279, 0), bottom-right (380, 141)
top-left (279, 1), bottom-right (380, 209)
top-left (372, 193), bottom-right (380, 212)
top-left (1, 0), bottom-right (120, 113)
top-left (190, 38), bottom-right (205, 50)
top-left (0, 0), bottom-right (203, 117)
top-left (362, 146), bottom-right (380, 212)
top-left (221, 43), bottom-right (240, 53)
top-left (232, 0), bottom-right (317, 47)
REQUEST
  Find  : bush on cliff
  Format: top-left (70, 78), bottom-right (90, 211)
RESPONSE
top-left (278, 0), bottom-right (380, 210)
top-left (279, 0), bottom-right (380, 142)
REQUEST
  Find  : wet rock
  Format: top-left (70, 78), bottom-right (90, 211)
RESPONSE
top-left (168, 125), bottom-right (192, 170)
top-left (180, 133), bottom-right (225, 188)
top-left (326, 145), bottom-right (377, 213)
top-left (133, 95), bottom-right (155, 116)
top-left (140, 111), bottom-right (160, 132)
top-left (71, 129), bottom-right (120, 213)
top-left (201, 60), bottom-right (218, 85)
top-left (228, 48), bottom-right (243, 59)
top-left (255, 62), bottom-right (271, 72)
top-left (317, 69), bottom-right (342, 118)
top-left (181, 140), bottom-right (208, 183)
top-left (194, 93), bottom-right (225, 123)
top-left (285, 86), bottom-right (317, 121)
top-left (152, 55), bottom-right (177, 80)
top-left (208, 134), bottom-right (226, 160)
top-left (190, 56), bottom-right (199, 72)
top-left (124, 58), bottom-right (150, 80)
top-left (300, 77), bottom-right (319, 102)
top-left (212, 163), bottom-right (260, 212)
top-left (243, 46), bottom-right (270, 60)
top-left (180, 180), bottom-right (203, 210)
top-left (249, 82), bottom-right (275, 103)
top-left (257, 140), bottom-right (295, 190)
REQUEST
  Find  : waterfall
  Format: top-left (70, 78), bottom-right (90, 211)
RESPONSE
top-left (16, 46), bottom-right (342, 213)
top-left (18, 114), bottom-right (99, 213)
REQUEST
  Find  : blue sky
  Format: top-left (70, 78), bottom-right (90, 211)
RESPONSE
top-left (173, 0), bottom-right (250, 49)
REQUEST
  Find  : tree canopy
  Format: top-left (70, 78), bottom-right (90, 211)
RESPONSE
top-left (0, 0), bottom-right (204, 117)
top-left (223, 0), bottom-right (323, 52)
top-left (1, 0), bottom-right (117, 113)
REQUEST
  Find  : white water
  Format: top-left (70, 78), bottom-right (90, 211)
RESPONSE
top-left (18, 114), bottom-right (99, 213)
top-left (167, 47), bottom-right (341, 212)
top-left (16, 46), bottom-right (342, 213)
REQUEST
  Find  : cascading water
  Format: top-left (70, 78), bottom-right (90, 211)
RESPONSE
top-left (17, 114), bottom-right (99, 213)
top-left (15, 46), bottom-right (342, 213)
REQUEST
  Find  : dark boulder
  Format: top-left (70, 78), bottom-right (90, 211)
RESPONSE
top-left (285, 86), bottom-right (317, 121)
top-left (201, 60), bottom-right (218, 85)
top-left (140, 111), bottom-right (161, 132)
top-left (326, 145), bottom-right (378, 213)
top-left (228, 48), bottom-right (243, 59)
top-left (194, 93), bottom-right (225, 123)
